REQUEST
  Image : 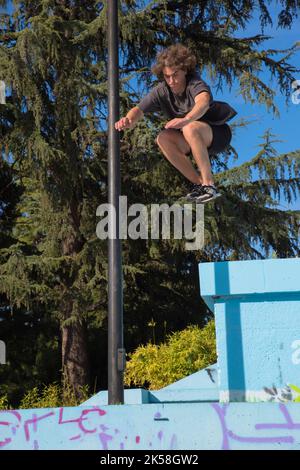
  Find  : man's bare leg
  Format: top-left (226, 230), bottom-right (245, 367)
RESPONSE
top-left (156, 129), bottom-right (202, 184)
top-left (182, 122), bottom-right (214, 186)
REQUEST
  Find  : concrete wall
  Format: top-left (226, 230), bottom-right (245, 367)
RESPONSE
top-left (199, 258), bottom-right (300, 402)
top-left (1, 402), bottom-right (300, 450)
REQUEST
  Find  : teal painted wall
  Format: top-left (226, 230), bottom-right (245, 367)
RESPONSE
top-left (199, 258), bottom-right (300, 402)
top-left (1, 402), bottom-right (300, 450)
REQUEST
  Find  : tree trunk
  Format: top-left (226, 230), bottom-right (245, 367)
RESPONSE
top-left (60, 213), bottom-right (89, 400)
top-left (61, 318), bottom-right (90, 399)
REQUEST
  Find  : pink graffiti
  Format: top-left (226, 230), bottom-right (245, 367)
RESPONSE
top-left (0, 410), bottom-right (22, 448)
top-left (24, 412), bottom-right (55, 442)
top-left (0, 407), bottom-right (108, 449)
top-left (69, 434), bottom-right (81, 441)
top-left (58, 406), bottom-right (106, 436)
top-left (2, 402), bottom-right (300, 450)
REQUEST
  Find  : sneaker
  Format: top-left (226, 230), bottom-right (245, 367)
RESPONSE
top-left (186, 183), bottom-right (204, 201)
top-left (194, 185), bottom-right (221, 203)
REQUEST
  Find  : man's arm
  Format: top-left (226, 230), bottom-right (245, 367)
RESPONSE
top-left (164, 92), bottom-right (211, 129)
top-left (185, 92), bottom-right (211, 121)
top-left (115, 106), bottom-right (144, 131)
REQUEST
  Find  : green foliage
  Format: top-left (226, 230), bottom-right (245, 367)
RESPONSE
top-left (19, 382), bottom-right (90, 409)
top-left (0, 382), bottom-right (91, 410)
top-left (124, 321), bottom-right (217, 390)
top-left (0, 394), bottom-right (10, 410)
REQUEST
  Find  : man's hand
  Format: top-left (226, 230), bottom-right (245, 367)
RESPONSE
top-left (115, 117), bottom-right (133, 131)
top-left (164, 117), bottom-right (191, 129)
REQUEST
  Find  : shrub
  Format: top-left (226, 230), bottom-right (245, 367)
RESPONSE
top-left (124, 320), bottom-right (216, 389)
top-left (19, 382), bottom-right (91, 409)
top-left (0, 394), bottom-right (10, 410)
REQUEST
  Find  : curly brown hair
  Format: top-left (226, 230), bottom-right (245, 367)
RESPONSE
top-left (151, 44), bottom-right (197, 80)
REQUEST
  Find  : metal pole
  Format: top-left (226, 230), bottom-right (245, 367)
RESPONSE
top-left (107, 0), bottom-right (124, 405)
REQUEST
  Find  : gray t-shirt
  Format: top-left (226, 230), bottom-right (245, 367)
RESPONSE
top-left (137, 73), bottom-right (213, 119)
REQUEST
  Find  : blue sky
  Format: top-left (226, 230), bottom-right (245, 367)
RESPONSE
top-left (210, 2), bottom-right (299, 211)
top-left (220, 3), bottom-right (299, 156)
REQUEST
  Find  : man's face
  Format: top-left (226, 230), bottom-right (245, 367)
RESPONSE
top-left (162, 66), bottom-right (187, 94)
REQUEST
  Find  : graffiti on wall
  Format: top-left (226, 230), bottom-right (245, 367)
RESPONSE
top-left (289, 384), bottom-right (300, 402)
top-left (1, 403), bottom-right (300, 450)
top-left (212, 403), bottom-right (300, 450)
top-left (0, 407), bottom-right (178, 450)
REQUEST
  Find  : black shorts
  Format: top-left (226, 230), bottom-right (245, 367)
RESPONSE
top-left (179, 123), bottom-right (232, 156)
top-left (207, 123), bottom-right (232, 156)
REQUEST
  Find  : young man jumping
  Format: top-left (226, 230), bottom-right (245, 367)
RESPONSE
top-left (115, 44), bottom-right (236, 203)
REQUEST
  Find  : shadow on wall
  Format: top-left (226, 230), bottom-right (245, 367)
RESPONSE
top-left (214, 263), bottom-right (245, 401)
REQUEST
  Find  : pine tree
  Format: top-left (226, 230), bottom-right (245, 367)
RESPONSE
top-left (0, 0), bottom-right (109, 397)
top-left (0, 1), bottom-right (299, 400)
